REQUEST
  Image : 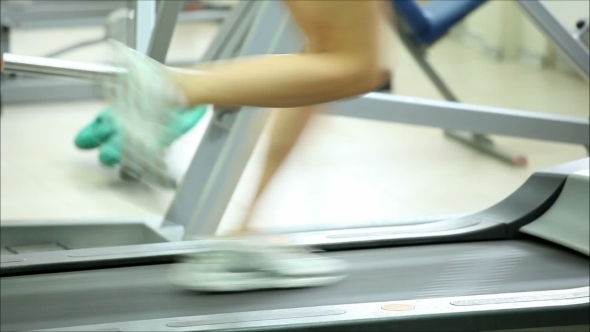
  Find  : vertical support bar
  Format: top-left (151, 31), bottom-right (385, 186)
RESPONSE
top-left (201, 1), bottom-right (259, 62)
top-left (163, 2), bottom-right (260, 231)
top-left (184, 3), bottom-right (301, 238)
top-left (395, 15), bottom-right (527, 166)
top-left (396, 26), bottom-right (459, 102)
top-left (0, 24), bottom-right (7, 114)
top-left (126, 0), bottom-right (136, 48)
top-left (146, 0), bottom-right (183, 62)
top-left (135, 0), bottom-right (157, 54)
top-left (517, 0), bottom-right (589, 81)
top-left (168, 1), bottom-right (302, 238)
top-left (576, 20), bottom-right (589, 49)
top-left (217, 4), bottom-right (259, 59)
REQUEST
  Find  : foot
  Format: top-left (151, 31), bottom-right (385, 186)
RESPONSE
top-left (168, 239), bottom-right (348, 292)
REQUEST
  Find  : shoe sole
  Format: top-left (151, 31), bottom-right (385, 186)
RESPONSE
top-left (167, 264), bottom-right (347, 293)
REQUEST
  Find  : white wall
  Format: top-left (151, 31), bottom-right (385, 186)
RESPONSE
top-left (454, 0), bottom-right (589, 75)
top-left (543, 0), bottom-right (590, 29)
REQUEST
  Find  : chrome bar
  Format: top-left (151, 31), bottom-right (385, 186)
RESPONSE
top-left (1, 53), bottom-right (124, 81)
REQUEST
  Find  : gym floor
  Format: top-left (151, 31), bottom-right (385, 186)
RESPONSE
top-left (1, 18), bottom-right (588, 234)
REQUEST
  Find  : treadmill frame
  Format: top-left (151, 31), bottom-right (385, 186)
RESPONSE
top-left (2, 2), bottom-right (588, 330)
top-left (3, 158), bottom-right (588, 276)
top-left (394, 1), bottom-right (525, 166)
top-left (0, 0), bottom-right (230, 105)
top-left (0, 0), bottom-right (260, 245)
top-left (30, 286), bottom-right (589, 332)
top-left (393, 0), bottom-right (590, 166)
top-left (1, 0), bottom-right (589, 253)
top-left (171, 0), bottom-right (590, 238)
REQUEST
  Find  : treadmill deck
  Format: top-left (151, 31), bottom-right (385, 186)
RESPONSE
top-left (1, 240), bottom-right (589, 331)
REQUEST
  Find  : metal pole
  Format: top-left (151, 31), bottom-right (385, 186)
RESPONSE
top-left (163, 1), bottom-right (260, 232)
top-left (146, 0), bottom-right (183, 63)
top-left (1, 53), bottom-right (124, 80)
top-left (180, 1), bottom-right (303, 238)
top-left (330, 93), bottom-right (590, 146)
top-left (133, 0), bottom-right (157, 55)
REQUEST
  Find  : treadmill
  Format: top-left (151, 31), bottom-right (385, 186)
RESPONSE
top-left (1, 158), bottom-right (588, 332)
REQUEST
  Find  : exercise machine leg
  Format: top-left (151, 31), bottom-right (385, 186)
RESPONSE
top-left (397, 28), bottom-right (528, 167)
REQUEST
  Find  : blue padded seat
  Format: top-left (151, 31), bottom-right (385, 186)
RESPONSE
top-left (392, 0), bottom-right (488, 45)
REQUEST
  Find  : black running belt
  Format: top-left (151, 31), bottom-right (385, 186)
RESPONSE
top-left (1, 240), bottom-right (588, 331)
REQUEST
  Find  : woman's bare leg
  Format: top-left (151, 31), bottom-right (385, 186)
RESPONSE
top-left (166, 1), bottom-right (397, 293)
top-left (172, 0), bottom-right (388, 109)
top-left (226, 1), bottom-right (395, 235)
top-left (237, 106), bottom-right (317, 235)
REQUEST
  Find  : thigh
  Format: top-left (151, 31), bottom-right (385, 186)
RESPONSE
top-left (284, 0), bottom-right (382, 59)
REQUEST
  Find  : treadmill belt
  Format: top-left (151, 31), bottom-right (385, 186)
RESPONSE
top-left (2, 240), bottom-right (589, 331)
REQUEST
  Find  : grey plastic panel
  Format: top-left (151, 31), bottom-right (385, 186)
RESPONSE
top-left (0, 223), bottom-right (167, 251)
top-left (440, 171), bottom-right (567, 239)
top-left (445, 159), bottom-right (589, 237)
top-left (539, 158), bottom-right (589, 176)
top-left (7, 243), bottom-right (67, 254)
top-left (0, 247), bottom-right (14, 255)
top-left (521, 170), bottom-right (590, 256)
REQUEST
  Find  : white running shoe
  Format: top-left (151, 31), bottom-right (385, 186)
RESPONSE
top-left (168, 239), bottom-right (348, 292)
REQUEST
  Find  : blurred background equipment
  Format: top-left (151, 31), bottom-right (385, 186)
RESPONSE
top-left (393, 0), bottom-right (589, 166)
top-left (0, 0), bottom-right (233, 105)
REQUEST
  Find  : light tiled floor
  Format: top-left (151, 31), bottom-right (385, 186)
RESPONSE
top-left (1, 17), bottom-right (588, 235)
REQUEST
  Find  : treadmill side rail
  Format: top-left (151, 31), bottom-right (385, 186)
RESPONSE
top-left (31, 287), bottom-right (589, 332)
top-left (3, 159), bottom-right (581, 276)
top-left (0, 219), bottom-right (505, 276)
top-left (462, 171), bottom-right (569, 238)
top-left (540, 158), bottom-right (590, 176)
top-left (521, 170), bottom-right (590, 256)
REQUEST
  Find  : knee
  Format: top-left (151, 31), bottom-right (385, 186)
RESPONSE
top-left (333, 61), bottom-right (391, 97)
top-left (354, 65), bottom-right (391, 93)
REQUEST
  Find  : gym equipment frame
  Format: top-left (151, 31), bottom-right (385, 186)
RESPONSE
top-left (0, 0), bottom-right (231, 105)
top-left (1, 0), bottom-right (588, 249)
top-left (0, 0), bottom-right (262, 252)
top-left (393, 0), bottom-right (589, 166)
top-left (2, 158), bottom-right (589, 332)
